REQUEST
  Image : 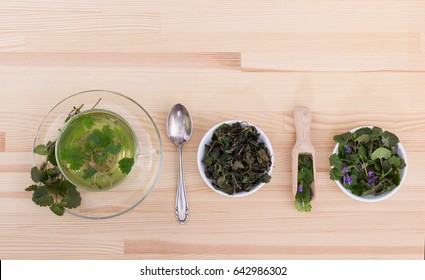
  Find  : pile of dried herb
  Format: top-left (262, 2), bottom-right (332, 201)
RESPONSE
top-left (296, 154), bottom-right (314, 212)
top-left (202, 122), bottom-right (272, 195)
top-left (329, 127), bottom-right (406, 197)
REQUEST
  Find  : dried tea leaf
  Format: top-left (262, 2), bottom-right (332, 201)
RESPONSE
top-left (202, 122), bottom-right (272, 195)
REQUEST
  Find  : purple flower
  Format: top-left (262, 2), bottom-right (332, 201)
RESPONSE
top-left (367, 170), bottom-right (378, 186)
top-left (298, 184), bottom-right (303, 193)
top-left (345, 145), bottom-right (351, 154)
top-left (343, 174), bottom-right (353, 185)
top-left (342, 166), bottom-right (349, 173)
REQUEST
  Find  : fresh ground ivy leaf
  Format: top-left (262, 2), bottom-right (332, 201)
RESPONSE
top-left (371, 147), bottom-right (392, 161)
top-left (25, 185), bottom-right (38, 192)
top-left (382, 131), bottom-right (399, 147)
top-left (296, 154), bottom-right (314, 212)
top-left (32, 185), bottom-right (53, 207)
top-left (34, 144), bottom-right (48, 155)
top-left (61, 181), bottom-right (81, 209)
top-left (202, 122), bottom-right (272, 195)
top-left (329, 127), bottom-right (406, 197)
top-left (329, 154), bottom-right (343, 168)
top-left (119, 157), bottom-right (135, 174)
top-left (31, 166), bottom-right (46, 183)
top-left (50, 203), bottom-right (65, 216)
top-left (355, 134), bottom-right (370, 143)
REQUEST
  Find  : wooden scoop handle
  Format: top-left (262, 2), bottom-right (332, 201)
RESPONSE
top-left (294, 107), bottom-right (312, 146)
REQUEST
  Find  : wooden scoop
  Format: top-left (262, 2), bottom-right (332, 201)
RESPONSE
top-left (292, 107), bottom-right (316, 200)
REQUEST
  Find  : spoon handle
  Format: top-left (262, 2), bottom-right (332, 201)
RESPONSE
top-left (294, 107), bottom-right (312, 146)
top-left (176, 145), bottom-right (189, 224)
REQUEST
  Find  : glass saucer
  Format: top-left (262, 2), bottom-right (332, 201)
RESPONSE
top-left (33, 90), bottom-right (162, 219)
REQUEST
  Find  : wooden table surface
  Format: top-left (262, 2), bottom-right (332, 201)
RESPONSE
top-left (1, 1), bottom-right (425, 260)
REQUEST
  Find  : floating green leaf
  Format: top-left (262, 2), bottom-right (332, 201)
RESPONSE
top-left (61, 146), bottom-right (86, 170)
top-left (82, 115), bottom-right (95, 129)
top-left (82, 165), bottom-right (97, 180)
top-left (107, 143), bottom-right (122, 155)
top-left (119, 157), bottom-right (135, 174)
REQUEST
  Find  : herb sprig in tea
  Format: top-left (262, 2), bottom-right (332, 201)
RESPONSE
top-left (202, 122), bottom-right (272, 195)
top-left (296, 154), bottom-right (314, 212)
top-left (60, 117), bottom-right (135, 183)
top-left (329, 127), bottom-right (406, 197)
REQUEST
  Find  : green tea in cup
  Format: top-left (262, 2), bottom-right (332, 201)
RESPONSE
top-left (56, 109), bottom-right (138, 191)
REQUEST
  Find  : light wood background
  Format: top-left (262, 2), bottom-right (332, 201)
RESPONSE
top-left (0, 0), bottom-right (425, 260)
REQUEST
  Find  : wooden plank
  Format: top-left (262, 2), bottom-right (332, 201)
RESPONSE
top-left (21, 33), bottom-right (420, 53)
top-left (160, 1), bottom-right (425, 33)
top-left (242, 53), bottom-right (425, 72)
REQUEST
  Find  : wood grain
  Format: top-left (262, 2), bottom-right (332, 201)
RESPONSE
top-left (0, 0), bottom-right (424, 260)
top-left (0, 132), bottom-right (5, 152)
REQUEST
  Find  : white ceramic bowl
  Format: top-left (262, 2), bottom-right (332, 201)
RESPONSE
top-left (332, 126), bottom-right (407, 202)
top-left (197, 120), bottom-right (274, 197)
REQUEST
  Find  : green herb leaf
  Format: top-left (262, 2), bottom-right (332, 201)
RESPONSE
top-left (333, 132), bottom-right (352, 145)
top-left (61, 146), bottom-right (86, 170)
top-left (330, 168), bottom-right (343, 180)
top-left (31, 166), bottom-right (46, 183)
top-left (32, 185), bottom-right (53, 207)
top-left (82, 165), bottom-right (97, 180)
top-left (82, 115), bottom-right (95, 129)
top-left (295, 200), bottom-right (312, 212)
top-left (329, 154), bottom-right (343, 168)
top-left (25, 185), bottom-right (38, 192)
top-left (93, 152), bottom-right (108, 165)
top-left (355, 134), bottom-right (370, 143)
top-left (50, 203), bottom-right (65, 216)
top-left (119, 157), bottom-right (135, 174)
top-left (382, 131), bottom-right (400, 147)
top-left (371, 147), bottom-right (392, 161)
top-left (388, 155), bottom-right (401, 167)
top-left (61, 181), bottom-right (81, 209)
top-left (34, 145), bottom-right (48, 155)
top-left (107, 143), bottom-right (122, 155)
top-left (371, 127), bottom-right (383, 138)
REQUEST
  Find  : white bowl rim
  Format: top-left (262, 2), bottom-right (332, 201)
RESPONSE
top-left (197, 120), bottom-right (274, 197)
top-left (332, 126), bottom-right (408, 202)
